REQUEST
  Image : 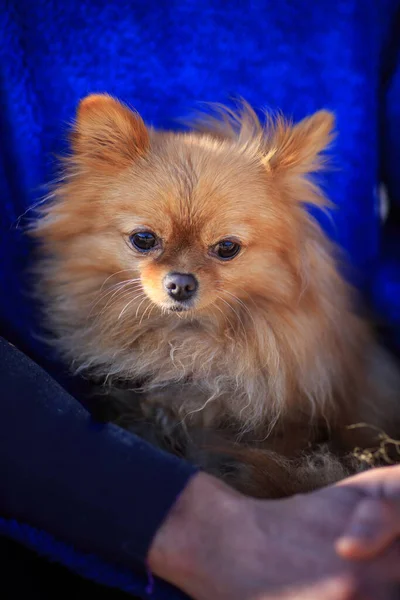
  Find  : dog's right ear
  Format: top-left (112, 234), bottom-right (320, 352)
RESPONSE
top-left (71, 94), bottom-right (149, 170)
top-left (262, 110), bottom-right (335, 176)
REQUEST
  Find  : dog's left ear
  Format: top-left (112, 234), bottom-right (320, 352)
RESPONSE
top-left (71, 94), bottom-right (149, 170)
top-left (263, 110), bottom-right (334, 175)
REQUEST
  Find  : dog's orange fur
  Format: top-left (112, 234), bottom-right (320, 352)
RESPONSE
top-left (31, 95), bottom-right (400, 493)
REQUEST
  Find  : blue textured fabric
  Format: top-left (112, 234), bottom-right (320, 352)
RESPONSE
top-left (1, 0), bottom-right (400, 597)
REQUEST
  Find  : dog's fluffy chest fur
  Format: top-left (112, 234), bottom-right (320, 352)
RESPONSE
top-left (81, 314), bottom-right (273, 428)
top-left (139, 320), bottom-right (280, 428)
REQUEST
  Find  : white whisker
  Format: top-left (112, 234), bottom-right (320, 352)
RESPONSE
top-left (118, 293), bottom-right (147, 320)
top-left (139, 301), bottom-right (154, 327)
top-left (146, 304), bottom-right (157, 321)
top-left (214, 298), bottom-right (235, 331)
top-left (89, 280), bottom-right (143, 316)
top-left (134, 295), bottom-right (149, 319)
top-left (99, 270), bottom-right (140, 292)
top-left (222, 289), bottom-right (257, 330)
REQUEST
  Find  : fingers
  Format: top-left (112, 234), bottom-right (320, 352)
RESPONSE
top-left (336, 498), bottom-right (400, 560)
top-left (336, 465), bottom-right (400, 493)
top-left (334, 465), bottom-right (400, 561)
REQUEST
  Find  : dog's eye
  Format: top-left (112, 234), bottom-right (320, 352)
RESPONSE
top-left (129, 231), bottom-right (158, 252)
top-left (213, 239), bottom-right (241, 261)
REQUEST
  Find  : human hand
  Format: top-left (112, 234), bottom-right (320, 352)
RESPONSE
top-left (148, 471), bottom-right (400, 600)
top-left (335, 465), bottom-right (400, 561)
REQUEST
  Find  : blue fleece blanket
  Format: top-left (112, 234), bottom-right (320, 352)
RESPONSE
top-left (1, 1), bottom-right (400, 597)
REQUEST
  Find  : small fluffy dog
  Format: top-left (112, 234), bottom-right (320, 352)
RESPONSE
top-left (31, 94), bottom-right (400, 497)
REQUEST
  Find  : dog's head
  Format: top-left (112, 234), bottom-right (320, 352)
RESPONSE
top-left (34, 94), bottom-right (334, 328)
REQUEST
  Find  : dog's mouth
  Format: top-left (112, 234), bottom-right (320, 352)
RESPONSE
top-left (142, 293), bottom-right (196, 315)
top-left (167, 303), bottom-right (192, 313)
top-left (158, 297), bottom-right (196, 314)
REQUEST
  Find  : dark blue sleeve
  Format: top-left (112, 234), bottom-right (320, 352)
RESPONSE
top-left (0, 336), bottom-right (197, 570)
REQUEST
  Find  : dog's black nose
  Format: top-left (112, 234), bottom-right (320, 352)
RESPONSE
top-left (164, 272), bottom-right (198, 302)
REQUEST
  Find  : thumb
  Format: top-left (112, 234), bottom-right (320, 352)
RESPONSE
top-left (335, 498), bottom-right (400, 560)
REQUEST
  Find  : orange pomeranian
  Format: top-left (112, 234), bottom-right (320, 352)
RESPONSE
top-left (31, 94), bottom-right (400, 498)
